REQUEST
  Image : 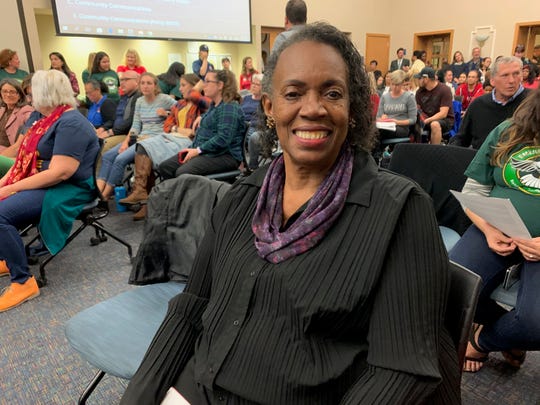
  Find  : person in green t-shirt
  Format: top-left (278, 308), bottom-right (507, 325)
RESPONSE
top-left (0, 49), bottom-right (29, 83)
top-left (449, 90), bottom-right (540, 374)
top-left (88, 51), bottom-right (120, 102)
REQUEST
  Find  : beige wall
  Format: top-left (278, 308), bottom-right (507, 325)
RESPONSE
top-left (4, 0), bottom-right (540, 80)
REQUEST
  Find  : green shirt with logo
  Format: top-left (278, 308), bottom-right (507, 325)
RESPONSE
top-left (88, 70), bottom-right (120, 102)
top-left (466, 119), bottom-right (540, 237)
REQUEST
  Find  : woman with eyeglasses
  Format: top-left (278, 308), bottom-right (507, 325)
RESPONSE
top-left (0, 79), bottom-right (33, 175)
top-left (157, 70), bottom-right (246, 180)
top-left (0, 49), bottom-right (29, 83)
top-left (0, 70), bottom-right (99, 312)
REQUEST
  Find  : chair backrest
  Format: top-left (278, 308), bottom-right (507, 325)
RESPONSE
top-left (388, 143), bottom-right (477, 235)
top-left (446, 261), bottom-right (482, 370)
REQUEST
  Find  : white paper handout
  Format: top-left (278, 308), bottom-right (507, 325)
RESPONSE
top-left (375, 121), bottom-right (396, 132)
top-left (161, 387), bottom-right (191, 405)
top-left (450, 190), bottom-right (531, 239)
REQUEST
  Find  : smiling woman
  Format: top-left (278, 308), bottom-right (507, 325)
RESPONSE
top-left (121, 22), bottom-right (459, 405)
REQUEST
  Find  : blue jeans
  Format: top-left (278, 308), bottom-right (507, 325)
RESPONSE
top-left (449, 225), bottom-right (540, 351)
top-left (0, 189), bottom-right (47, 283)
top-left (98, 143), bottom-right (136, 187)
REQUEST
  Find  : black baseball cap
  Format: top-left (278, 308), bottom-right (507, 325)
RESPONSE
top-left (414, 67), bottom-right (436, 79)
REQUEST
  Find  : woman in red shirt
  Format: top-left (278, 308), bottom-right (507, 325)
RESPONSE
top-left (239, 56), bottom-right (258, 91)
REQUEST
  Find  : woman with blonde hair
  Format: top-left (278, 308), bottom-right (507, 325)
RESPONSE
top-left (116, 48), bottom-right (147, 75)
top-left (81, 52), bottom-right (96, 84)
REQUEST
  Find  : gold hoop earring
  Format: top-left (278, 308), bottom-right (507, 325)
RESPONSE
top-left (266, 115), bottom-right (276, 129)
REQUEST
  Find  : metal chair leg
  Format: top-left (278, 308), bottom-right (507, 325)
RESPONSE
top-left (78, 370), bottom-right (106, 405)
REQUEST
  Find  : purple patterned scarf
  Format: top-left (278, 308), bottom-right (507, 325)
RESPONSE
top-left (252, 143), bottom-right (354, 263)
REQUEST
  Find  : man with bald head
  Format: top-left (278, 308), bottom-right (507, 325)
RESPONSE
top-left (97, 70), bottom-right (142, 153)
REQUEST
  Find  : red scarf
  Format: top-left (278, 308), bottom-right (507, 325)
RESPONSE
top-left (5, 105), bottom-right (71, 186)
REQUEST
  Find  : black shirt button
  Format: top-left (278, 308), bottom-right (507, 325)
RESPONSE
top-left (209, 367), bottom-right (214, 373)
top-left (233, 320), bottom-right (239, 326)
top-left (218, 395), bottom-right (225, 401)
top-left (250, 271), bottom-right (255, 276)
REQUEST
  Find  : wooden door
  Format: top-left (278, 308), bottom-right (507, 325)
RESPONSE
top-left (365, 34), bottom-right (390, 74)
top-left (414, 30), bottom-right (454, 70)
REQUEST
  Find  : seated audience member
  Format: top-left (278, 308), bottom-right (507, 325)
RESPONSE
top-left (97, 72), bottom-right (175, 200)
top-left (443, 68), bottom-right (456, 98)
top-left (449, 90), bottom-right (540, 373)
top-left (466, 47), bottom-right (483, 72)
top-left (240, 73), bottom-right (264, 171)
top-left (367, 72), bottom-right (380, 119)
top-left (450, 51), bottom-right (468, 83)
top-left (0, 49), bottom-right (28, 83)
top-left (49, 52), bottom-right (79, 96)
top-left (377, 69), bottom-right (417, 139)
top-left (119, 73), bottom-right (211, 221)
top-left (158, 70), bottom-right (246, 180)
top-left (157, 62), bottom-right (185, 100)
top-left (415, 67), bottom-right (454, 144)
top-left (221, 57), bottom-right (231, 71)
top-left (0, 75), bottom-right (41, 176)
top-left (522, 63), bottom-right (539, 90)
top-left (0, 79), bottom-right (33, 155)
top-left (456, 72), bottom-right (467, 86)
top-left (81, 52), bottom-right (96, 84)
top-left (450, 57), bottom-right (529, 150)
top-left (531, 44), bottom-right (540, 69)
top-left (116, 48), bottom-right (147, 75)
top-left (96, 71), bottom-right (142, 154)
top-left (192, 44), bottom-right (215, 80)
top-left (455, 70), bottom-right (484, 112)
top-left (89, 51), bottom-right (120, 102)
top-left (513, 44), bottom-right (529, 64)
top-left (120, 22), bottom-right (460, 405)
top-left (369, 59), bottom-right (382, 81)
top-left (239, 56), bottom-right (258, 91)
top-left (0, 70), bottom-right (99, 312)
top-left (480, 57), bottom-right (492, 83)
top-left (84, 79), bottom-right (117, 131)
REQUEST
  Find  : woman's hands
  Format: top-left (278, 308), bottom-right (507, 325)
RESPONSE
top-left (483, 225), bottom-right (516, 256)
top-left (118, 136), bottom-right (131, 154)
top-left (514, 237), bottom-right (540, 262)
top-left (0, 184), bottom-right (16, 200)
top-left (177, 148), bottom-right (200, 164)
top-left (156, 108), bottom-right (170, 117)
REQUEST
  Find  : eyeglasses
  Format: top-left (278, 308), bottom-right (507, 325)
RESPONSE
top-left (120, 77), bottom-right (136, 82)
top-left (204, 79), bottom-right (219, 84)
top-left (1, 89), bottom-right (18, 96)
top-left (251, 82), bottom-right (261, 86)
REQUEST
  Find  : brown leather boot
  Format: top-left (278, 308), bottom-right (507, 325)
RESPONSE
top-left (119, 154), bottom-right (153, 205)
top-left (132, 204), bottom-right (147, 221)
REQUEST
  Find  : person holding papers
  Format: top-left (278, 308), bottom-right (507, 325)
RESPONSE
top-left (376, 69), bottom-right (417, 140)
top-left (449, 90), bottom-right (540, 373)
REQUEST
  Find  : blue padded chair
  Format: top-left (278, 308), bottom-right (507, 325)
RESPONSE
top-left (65, 281), bottom-right (185, 404)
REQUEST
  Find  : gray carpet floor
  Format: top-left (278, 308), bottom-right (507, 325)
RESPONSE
top-left (0, 207), bottom-right (538, 404)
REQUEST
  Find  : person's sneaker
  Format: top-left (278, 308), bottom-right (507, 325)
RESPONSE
top-left (0, 277), bottom-right (40, 312)
top-left (0, 260), bottom-right (9, 277)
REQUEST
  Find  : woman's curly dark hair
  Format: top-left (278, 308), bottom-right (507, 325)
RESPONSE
top-left (257, 22), bottom-right (375, 157)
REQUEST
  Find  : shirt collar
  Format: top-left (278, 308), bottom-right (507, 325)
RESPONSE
top-left (491, 84), bottom-right (524, 105)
